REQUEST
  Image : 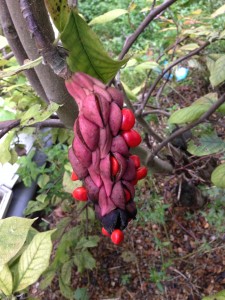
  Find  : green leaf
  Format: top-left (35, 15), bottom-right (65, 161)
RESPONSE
top-left (61, 260), bottom-right (73, 285)
top-left (0, 217), bottom-right (35, 266)
top-left (51, 217), bottom-right (72, 240)
top-left (135, 61), bottom-right (159, 71)
top-left (0, 109), bottom-right (16, 121)
top-left (187, 133), bottom-right (225, 156)
top-left (44, 0), bottom-right (70, 32)
top-left (59, 276), bottom-right (74, 299)
top-left (211, 4), bottom-right (225, 18)
top-left (169, 104), bottom-right (207, 124)
top-left (20, 102), bottom-right (60, 126)
top-left (24, 200), bottom-right (48, 215)
top-left (37, 174), bottom-right (50, 189)
top-left (209, 55), bottom-right (225, 87)
top-left (75, 236), bottom-right (100, 249)
top-left (179, 43), bottom-right (199, 51)
top-left (202, 289), bottom-right (225, 299)
top-left (74, 287), bottom-right (89, 300)
top-left (63, 171), bottom-right (82, 194)
top-left (73, 250), bottom-right (96, 273)
top-left (211, 164), bottom-right (225, 189)
top-left (89, 9), bottom-right (128, 26)
top-left (39, 269), bottom-right (55, 290)
top-left (14, 230), bottom-right (55, 292)
top-left (0, 57), bottom-right (42, 79)
top-left (61, 11), bottom-right (128, 83)
top-left (0, 131), bottom-right (14, 164)
top-left (0, 264), bottom-right (13, 296)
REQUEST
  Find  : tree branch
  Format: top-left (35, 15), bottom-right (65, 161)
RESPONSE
top-left (0, 120), bottom-right (20, 139)
top-left (118, 0), bottom-right (178, 60)
top-left (138, 41), bottom-right (211, 114)
top-left (147, 92), bottom-right (225, 163)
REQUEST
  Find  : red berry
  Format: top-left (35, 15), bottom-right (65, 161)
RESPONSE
top-left (124, 189), bottom-right (131, 202)
top-left (121, 129), bottom-right (142, 148)
top-left (71, 171), bottom-right (79, 181)
top-left (72, 187), bottom-right (88, 201)
top-left (121, 108), bottom-right (135, 131)
top-left (110, 156), bottom-right (120, 176)
top-left (130, 155), bottom-right (141, 168)
top-left (111, 229), bottom-right (124, 245)
top-left (136, 166), bottom-right (148, 180)
top-left (101, 227), bottom-right (111, 237)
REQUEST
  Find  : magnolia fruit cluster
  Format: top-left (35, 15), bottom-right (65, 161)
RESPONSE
top-left (66, 72), bottom-right (147, 244)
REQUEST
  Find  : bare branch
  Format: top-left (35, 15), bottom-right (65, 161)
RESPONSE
top-left (138, 41), bottom-right (211, 114)
top-left (147, 92), bottom-right (225, 163)
top-left (0, 120), bottom-right (20, 139)
top-left (119, 0), bottom-right (178, 60)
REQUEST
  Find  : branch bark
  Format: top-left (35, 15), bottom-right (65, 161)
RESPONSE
top-left (119, 0), bottom-right (178, 60)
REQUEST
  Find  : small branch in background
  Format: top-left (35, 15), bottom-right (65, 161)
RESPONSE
top-left (146, 92), bottom-right (225, 163)
top-left (0, 119), bottom-right (66, 140)
top-left (138, 40), bottom-right (211, 114)
top-left (142, 110), bottom-right (170, 117)
top-left (19, 0), bottom-right (71, 79)
top-left (119, 0), bottom-right (178, 60)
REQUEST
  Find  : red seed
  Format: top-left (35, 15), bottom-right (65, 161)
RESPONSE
top-left (121, 108), bottom-right (135, 131)
top-left (131, 178), bottom-right (138, 186)
top-left (101, 227), bottom-right (111, 237)
top-left (121, 129), bottom-right (142, 148)
top-left (111, 229), bottom-right (124, 245)
top-left (71, 171), bottom-right (79, 181)
top-left (110, 156), bottom-right (120, 176)
top-left (72, 187), bottom-right (88, 201)
top-left (130, 155), bottom-right (141, 168)
top-left (136, 166), bottom-right (148, 180)
top-left (124, 189), bottom-right (131, 202)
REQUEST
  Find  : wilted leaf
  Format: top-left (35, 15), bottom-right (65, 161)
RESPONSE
top-left (61, 11), bottom-right (128, 83)
top-left (20, 102), bottom-right (60, 126)
top-left (44, 0), bottom-right (70, 31)
top-left (209, 55), bottom-right (225, 87)
top-left (121, 251), bottom-right (137, 263)
top-left (14, 230), bottom-right (55, 292)
top-left (0, 217), bottom-right (35, 266)
top-left (74, 250), bottom-right (96, 273)
top-left (0, 264), bottom-right (13, 296)
top-left (89, 9), bottom-right (128, 25)
top-left (211, 4), bottom-right (225, 18)
top-left (211, 164), bottom-right (225, 189)
top-left (187, 133), bottom-right (225, 156)
top-left (0, 57), bottom-right (42, 79)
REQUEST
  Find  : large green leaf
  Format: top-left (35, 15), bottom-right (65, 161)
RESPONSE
top-left (89, 9), bottom-right (128, 26)
top-left (211, 163), bottom-right (225, 189)
top-left (0, 131), bottom-right (14, 164)
top-left (0, 264), bottom-right (13, 296)
top-left (169, 104), bottom-right (207, 124)
top-left (187, 133), bottom-right (225, 156)
top-left (202, 290), bottom-right (225, 299)
top-left (61, 11), bottom-right (128, 83)
top-left (14, 230), bottom-right (55, 292)
top-left (209, 55), bottom-right (225, 87)
top-left (44, 0), bottom-right (70, 32)
top-left (0, 217), bottom-right (35, 266)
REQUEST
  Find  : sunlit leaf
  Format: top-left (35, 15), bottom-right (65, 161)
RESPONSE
top-left (0, 217), bottom-right (35, 266)
top-left (0, 264), bottom-right (13, 296)
top-left (89, 9), bottom-right (128, 26)
top-left (135, 61), bottom-right (159, 71)
top-left (14, 230), bottom-right (55, 292)
top-left (62, 171), bottom-right (82, 194)
top-left (0, 57), bottom-right (42, 79)
top-left (61, 11), bottom-right (128, 83)
top-left (0, 109), bottom-right (16, 121)
top-left (211, 164), bottom-right (225, 189)
top-left (211, 4), bottom-right (225, 18)
top-left (209, 55), bottom-right (225, 87)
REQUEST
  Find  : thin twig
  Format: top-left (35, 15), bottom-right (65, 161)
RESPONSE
top-left (147, 92), bottom-right (225, 163)
top-left (138, 41), bottom-right (211, 114)
top-left (118, 0), bottom-right (178, 60)
top-left (0, 120), bottom-right (20, 139)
